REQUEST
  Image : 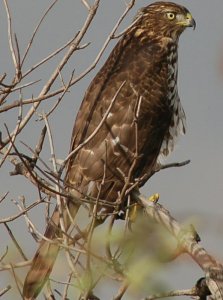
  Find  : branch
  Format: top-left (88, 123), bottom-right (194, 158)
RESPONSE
top-left (21, 0), bottom-right (59, 67)
top-left (143, 277), bottom-right (211, 299)
top-left (3, 0), bottom-right (20, 80)
top-left (0, 0), bottom-right (137, 114)
top-left (134, 191), bottom-right (223, 299)
top-left (60, 81), bottom-right (126, 173)
top-left (113, 281), bottom-right (129, 300)
top-left (0, 285), bottom-right (11, 297)
top-left (0, 96), bottom-right (23, 167)
top-left (143, 288), bottom-right (197, 300)
top-left (1, 0), bottom-right (101, 147)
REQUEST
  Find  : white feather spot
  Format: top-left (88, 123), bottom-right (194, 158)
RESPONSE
top-left (120, 144), bottom-right (129, 153)
top-left (86, 181), bottom-right (95, 195)
top-left (112, 136), bottom-right (120, 146)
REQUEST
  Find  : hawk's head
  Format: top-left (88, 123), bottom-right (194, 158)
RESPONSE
top-left (134, 2), bottom-right (196, 41)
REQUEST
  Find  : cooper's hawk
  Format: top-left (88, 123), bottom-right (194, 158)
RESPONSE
top-left (23, 2), bottom-right (195, 298)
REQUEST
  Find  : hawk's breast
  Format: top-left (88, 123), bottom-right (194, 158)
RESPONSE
top-left (158, 43), bottom-right (186, 160)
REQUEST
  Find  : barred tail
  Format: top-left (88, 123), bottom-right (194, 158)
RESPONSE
top-left (23, 201), bottom-right (79, 299)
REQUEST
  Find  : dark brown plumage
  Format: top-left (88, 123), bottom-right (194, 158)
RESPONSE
top-left (23, 2), bottom-right (195, 299)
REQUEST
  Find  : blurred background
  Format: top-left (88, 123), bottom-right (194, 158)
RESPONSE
top-left (0, 0), bottom-right (223, 299)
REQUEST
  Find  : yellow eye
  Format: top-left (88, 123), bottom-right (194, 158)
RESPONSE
top-left (166, 12), bottom-right (176, 20)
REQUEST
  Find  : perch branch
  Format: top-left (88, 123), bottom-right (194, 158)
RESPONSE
top-left (134, 191), bottom-right (223, 299)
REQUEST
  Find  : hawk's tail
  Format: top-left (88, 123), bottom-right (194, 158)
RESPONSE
top-left (23, 200), bottom-right (79, 300)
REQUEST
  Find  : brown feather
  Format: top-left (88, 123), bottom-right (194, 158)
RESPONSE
top-left (23, 2), bottom-right (195, 298)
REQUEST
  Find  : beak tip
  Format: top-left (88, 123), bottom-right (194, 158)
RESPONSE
top-left (186, 13), bottom-right (196, 30)
top-left (189, 17), bottom-right (196, 30)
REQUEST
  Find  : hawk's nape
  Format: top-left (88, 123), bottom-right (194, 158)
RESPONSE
top-left (23, 2), bottom-right (195, 299)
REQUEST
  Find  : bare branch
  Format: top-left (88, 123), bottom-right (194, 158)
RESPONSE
top-left (0, 246), bottom-right (8, 262)
top-left (0, 285), bottom-right (11, 297)
top-left (9, 79), bottom-right (41, 93)
top-left (0, 192), bottom-right (9, 204)
top-left (0, 199), bottom-right (44, 224)
top-left (0, 0), bottom-right (136, 114)
top-left (68, 0), bottom-right (137, 88)
top-left (2, 0), bottom-right (101, 147)
top-left (81, 0), bottom-right (91, 11)
top-left (43, 112), bottom-right (67, 246)
top-left (143, 277), bottom-right (212, 299)
top-left (0, 73), bottom-right (7, 85)
top-left (60, 81), bottom-right (126, 173)
top-left (142, 288), bottom-right (197, 300)
top-left (22, 35), bottom-right (77, 79)
top-left (0, 260), bottom-right (31, 272)
top-left (0, 95), bottom-right (23, 168)
top-left (21, 0), bottom-right (59, 67)
top-left (10, 263), bottom-right (23, 298)
top-left (43, 69), bottom-right (75, 119)
top-left (113, 281), bottom-right (129, 300)
top-left (3, 0), bottom-right (19, 79)
top-left (3, 223), bottom-right (28, 261)
top-left (135, 191), bottom-right (223, 300)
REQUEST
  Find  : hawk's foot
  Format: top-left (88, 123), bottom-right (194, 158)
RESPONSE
top-left (148, 193), bottom-right (160, 203)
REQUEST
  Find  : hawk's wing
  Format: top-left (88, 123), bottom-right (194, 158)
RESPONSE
top-left (65, 29), bottom-right (174, 201)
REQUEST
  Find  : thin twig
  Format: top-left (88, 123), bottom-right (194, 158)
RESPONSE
top-left (21, 0), bottom-right (59, 67)
top-left (62, 272), bottom-right (73, 300)
top-left (0, 95), bottom-right (23, 168)
top-left (0, 0), bottom-right (136, 114)
top-left (0, 192), bottom-right (9, 204)
top-left (10, 263), bottom-right (23, 298)
top-left (0, 246), bottom-right (8, 262)
top-left (30, 125), bottom-right (47, 166)
top-left (81, 0), bottom-right (91, 11)
top-left (43, 113), bottom-right (67, 237)
top-left (3, 0), bottom-right (19, 79)
top-left (83, 153), bottom-right (107, 298)
top-left (113, 281), bottom-right (129, 300)
top-left (2, 0), bottom-right (101, 147)
top-left (60, 81), bottom-right (126, 173)
top-left (14, 33), bottom-right (21, 78)
top-left (43, 112), bottom-right (83, 292)
top-left (22, 35), bottom-right (77, 80)
top-left (158, 160), bottom-right (191, 171)
top-left (125, 159), bottom-right (190, 195)
top-left (0, 73), bottom-right (7, 85)
top-left (9, 79), bottom-right (41, 93)
top-left (0, 260), bottom-right (31, 271)
top-left (44, 69), bottom-right (75, 119)
top-left (0, 285), bottom-right (11, 297)
top-left (0, 199), bottom-right (44, 224)
top-left (3, 223), bottom-right (28, 261)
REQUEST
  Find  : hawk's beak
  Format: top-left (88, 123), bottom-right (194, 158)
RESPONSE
top-left (185, 13), bottom-right (196, 29)
top-left (177, 13), bottom-right (196, 30)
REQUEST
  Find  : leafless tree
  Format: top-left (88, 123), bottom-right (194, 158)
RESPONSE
top-left (0, 1), bottom-right (223, 299)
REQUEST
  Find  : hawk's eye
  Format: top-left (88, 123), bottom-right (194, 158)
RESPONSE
top-left (166, 12), bottom-right (176, 20)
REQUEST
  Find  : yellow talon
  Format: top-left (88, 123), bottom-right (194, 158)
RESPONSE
top-left (128, 193), bottom-right (159, 223)
top-left (148, 193), bottom-right (160, 203)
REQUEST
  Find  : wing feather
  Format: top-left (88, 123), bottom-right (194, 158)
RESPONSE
top-left (66, 29), bottom-right (176, 201)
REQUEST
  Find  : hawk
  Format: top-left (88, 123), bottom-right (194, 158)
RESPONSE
top-left (23, 2), bottom-right (195, 298)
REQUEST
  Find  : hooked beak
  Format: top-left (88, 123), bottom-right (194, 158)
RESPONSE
top-left (186, 13), bottom-right (196, 29)
top-left (177, 13), bottom-right (196, 30)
